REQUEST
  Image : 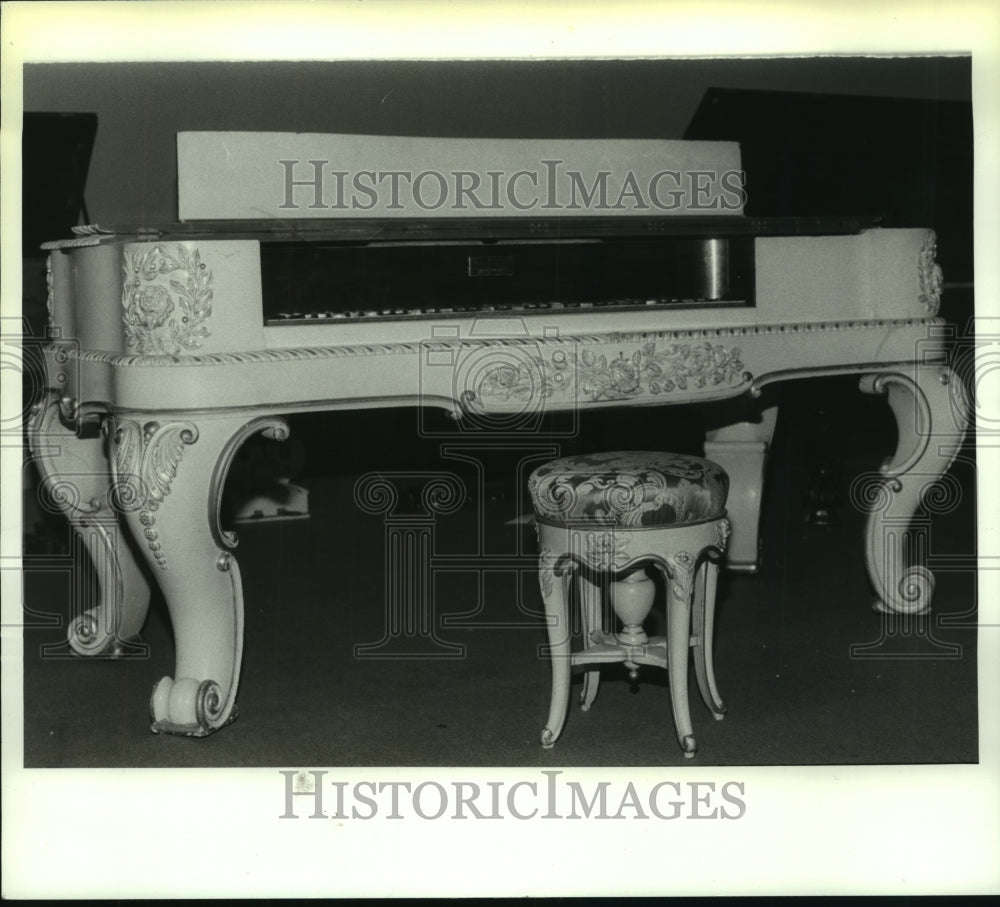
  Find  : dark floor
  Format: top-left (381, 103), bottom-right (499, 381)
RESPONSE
top-left (21, 385), bottom-right (979, 768)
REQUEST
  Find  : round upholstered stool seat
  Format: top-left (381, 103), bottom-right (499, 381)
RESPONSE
top-left (528, 451), bottom-right (729, 527)
top-left (528, 451), bottom-right (730, 758)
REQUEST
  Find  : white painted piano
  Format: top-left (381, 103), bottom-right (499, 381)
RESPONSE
top-left (28, 133), bottom-right (968, 736)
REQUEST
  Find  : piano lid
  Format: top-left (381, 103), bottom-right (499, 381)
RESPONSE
top-left (176, 131), bottom-right (746, 222)
top-left (42, 214), bottom-right (881, 249)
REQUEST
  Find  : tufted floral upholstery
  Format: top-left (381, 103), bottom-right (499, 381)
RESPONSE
top-left (528, 451), bottom-right (728, 527)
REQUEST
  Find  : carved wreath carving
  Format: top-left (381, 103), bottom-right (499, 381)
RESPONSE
top-left (113, 420), bottom-right (199, 569)
top-left (122, 244), bottom-right (214, 355)
top-left (917, 230), bottom-right (943, 316)
top-left (476, 340), bottom-right (746, 404)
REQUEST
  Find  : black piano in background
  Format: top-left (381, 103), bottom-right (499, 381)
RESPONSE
top-left (686, 87), bottom-right (974, 525)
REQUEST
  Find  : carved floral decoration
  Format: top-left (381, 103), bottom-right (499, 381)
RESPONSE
top-left (122, 244), bottom-right (214, 355)
top-left (664, 550), bottom-right (696, 602)
top-left (584, 531), bottom-right (632, 571)
top-left (477, 340), bottom-right (746, 404)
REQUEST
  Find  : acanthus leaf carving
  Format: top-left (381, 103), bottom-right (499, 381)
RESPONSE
top-left (142, 420), bottom-right (199, 507)
top-left (113, 419), bottom-right (199, 569)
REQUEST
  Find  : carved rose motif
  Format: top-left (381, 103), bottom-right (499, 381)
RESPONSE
top-left (607, 354), bottom-right (640, 394)
top-left (494, 364), bottom-right (520, 387)
top-left (137, 285), bottom-right (174, 329)
top-left (683, 343), bottom-right (710, 373)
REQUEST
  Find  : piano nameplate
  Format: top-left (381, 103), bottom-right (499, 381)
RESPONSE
top-left (177, 132), bottom-right (745, 222)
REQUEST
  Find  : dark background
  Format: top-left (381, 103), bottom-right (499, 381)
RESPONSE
top-left (23, 57), bottom-right (971, 227)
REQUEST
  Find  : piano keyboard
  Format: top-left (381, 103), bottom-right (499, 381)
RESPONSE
top-left (267, 296), bottom-right (738, 325)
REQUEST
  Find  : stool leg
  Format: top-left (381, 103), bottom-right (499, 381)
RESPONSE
top-left (539, 554), bottom-right (572, 748)
top-left (578, 574), bottom-right (602, 712)
top-left (692, 560), bottom-right (726, 718)
top-left (665, 554), bottom-right (697, 758)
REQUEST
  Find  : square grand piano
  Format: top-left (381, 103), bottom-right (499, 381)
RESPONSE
top-left (29, 132), bottom-right (968, 736)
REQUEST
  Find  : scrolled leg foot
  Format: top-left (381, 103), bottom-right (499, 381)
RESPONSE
top-left (871, 565), bottom-right (935, 616)
top-left (149, 676), bottom-right (237, 737)
top-left (67, 608), bottom-right (104, 656)
top-left (66, 607), bottom-right (143, 657)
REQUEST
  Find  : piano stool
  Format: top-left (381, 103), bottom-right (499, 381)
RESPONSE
top-left (528, 451), bottom-right (731, 757)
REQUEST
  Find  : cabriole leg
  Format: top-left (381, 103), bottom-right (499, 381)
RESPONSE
top-left (663, 552), bottom-right (697, 758)
top-left (109, 411), bottom-right (290, 736)
top-left (859, 365), bottom-right (969, 615)
top-left (27, 393), bottom-right (150, 656)
top-left (577, 574), bottom-right (602, 711)
top-left (692, 560), bottom-right (726, 718)
top-left (539, 549), bottom-right (572, 748)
